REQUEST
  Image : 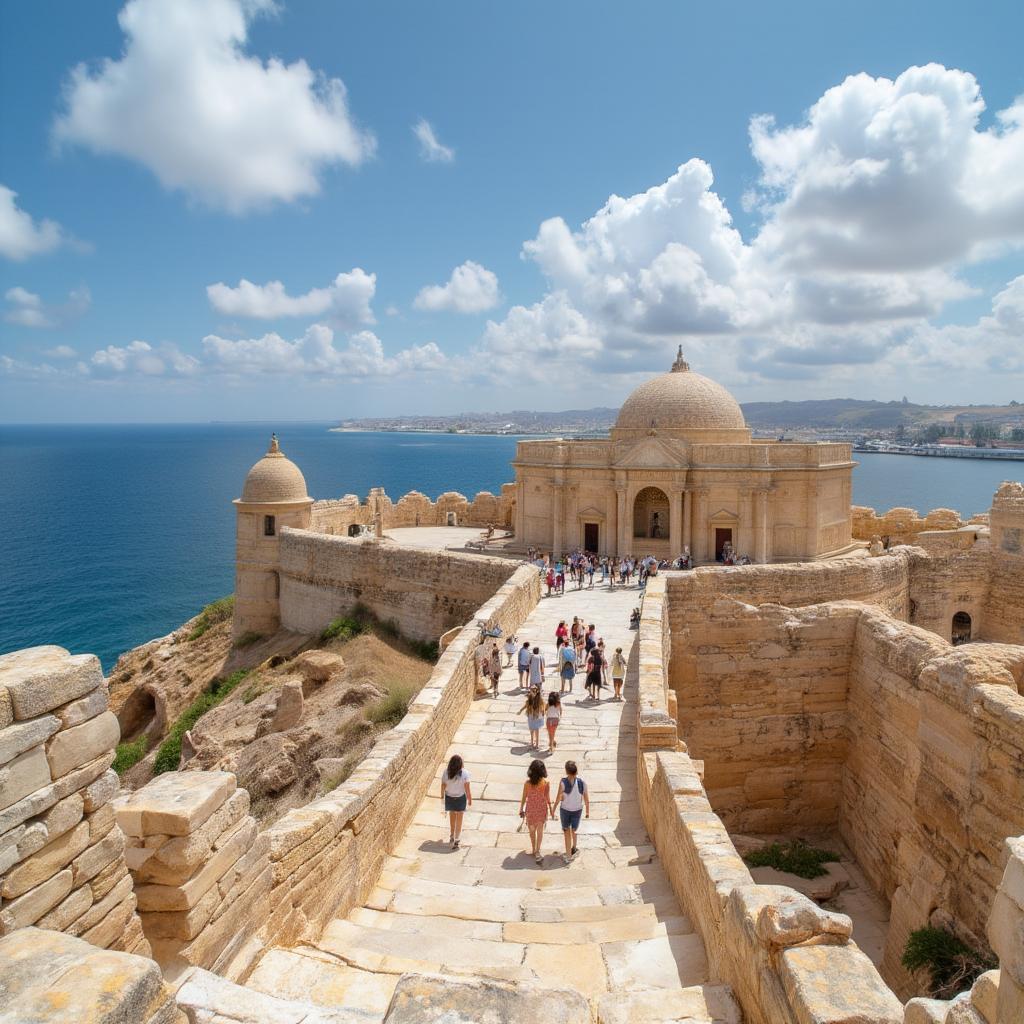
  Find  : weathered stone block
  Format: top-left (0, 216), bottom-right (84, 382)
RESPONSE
top-left (116, 770), bottom-right (235, 838)
top-left (2, 819), bottom-right (90, 898)
top-left (0, 868), bottom-right (73, 933)
top-left (83, 768), bottom-right (119, 813)
top-left (71, 823), bottom-right (126, 886)
top-left (0, 647), bottom-right (102, 720)
top-left (35, 882), bottom-right (93, 931)
top-left (37, 791), bottom-right (85, 844)
top-left (45, 710), bottom-right (120, 780)
top-left (0, 714), bottom-right (60, 767)
top-left (56, 686), bottom-right (109, 730)
top-left (0, 745), bottom-right (51, 811)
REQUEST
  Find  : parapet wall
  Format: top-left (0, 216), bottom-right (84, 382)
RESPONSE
top-left (278, 529), bottom-right (519, 641)
top-left (113, 564), bottom-right (541, 981)
top-left (0, 646), bottom-right (148, 956)
top-left (984, 481), bottom-right (1024, 645)
top-left (310, 483), bottom-right (516, 535)
top-left (851, 504), bottom-right (967, 544)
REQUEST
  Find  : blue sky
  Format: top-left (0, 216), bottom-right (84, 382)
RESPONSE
top-left (1, 0), bottom-right (1023, 422)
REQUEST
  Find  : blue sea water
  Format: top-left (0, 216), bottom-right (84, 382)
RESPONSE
top-left (0, 424), bottom-right (1019, 671)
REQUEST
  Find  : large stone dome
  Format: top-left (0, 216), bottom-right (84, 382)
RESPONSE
top-left (239, 435), bottom-right (311, 504)
top-left (613, 348), bottom-right (747, 439)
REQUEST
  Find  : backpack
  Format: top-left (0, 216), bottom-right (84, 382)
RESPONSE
top-left (562, 777), bottom-right (584, 795)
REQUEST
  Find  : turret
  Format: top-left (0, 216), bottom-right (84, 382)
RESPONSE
top-left (232, 434), bottom-right (313, 638)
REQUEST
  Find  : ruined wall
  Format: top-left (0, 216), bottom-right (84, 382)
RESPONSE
top-left (670, 600), bottom-right (858, 833)
top-left (851, 505), bottom-right (965, 544)
top-left (984, 481), bottom-right (1024, 645)
top-left (906, 545), bottom-right (992, 643)
top-left (278, 530), bottom-right (519, 641)
top-left (0, 646), bottom-right (148, 956)
top-left (309, 484), bottom-right (515, 536)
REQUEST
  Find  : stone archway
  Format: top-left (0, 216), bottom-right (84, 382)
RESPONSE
top-left (952, 611), bottom-right (972, 645)
top-left (633, 487), bottom-right (669, 539)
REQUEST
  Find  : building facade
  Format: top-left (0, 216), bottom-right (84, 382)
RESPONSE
top-left (511, 349), bottom-right (858, 563)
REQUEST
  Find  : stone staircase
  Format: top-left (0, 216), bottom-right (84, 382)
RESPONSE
top-left (248, 584), bottom-right (740, 1023)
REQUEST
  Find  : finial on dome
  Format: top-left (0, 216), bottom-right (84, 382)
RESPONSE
top-left (671, 345), bottom-right (689, 373)
top-left (268, 433), bottom-right (281, 456)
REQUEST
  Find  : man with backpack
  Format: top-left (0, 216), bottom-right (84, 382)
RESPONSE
top-left (551, 760), bottom-right (589, 864)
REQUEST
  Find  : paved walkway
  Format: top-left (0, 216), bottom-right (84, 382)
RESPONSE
top-left (249, 580), bottom-right (736, 1022)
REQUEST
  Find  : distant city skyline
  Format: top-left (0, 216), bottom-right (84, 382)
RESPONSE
top-left (1, 0), bottom-right (1023, 422)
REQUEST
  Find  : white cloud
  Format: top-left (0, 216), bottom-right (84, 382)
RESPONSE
top-left (4, 285), bottom-right (91, 328)
top-left (88, 340), bottom-right (199, 377)
top-left (414, 261), bottom-right (500, 314)
top-left (44, 345), bottom-right (77, 359)
top-left (201, 323), bottom-right (447, 377)
top-left (0, 186), bottom-right (69, 261)
top-left (207, 269), bottom-right (376, 326)
top-left (413, 119), bottom-right (454, 163)
top-left (54, 0), bottom-right (375, 213)
top-left (483, 64), bottom-right (1024, 388)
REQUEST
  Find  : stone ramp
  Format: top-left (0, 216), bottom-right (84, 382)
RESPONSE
top-left (251, 582), bottom-right (733, 1022)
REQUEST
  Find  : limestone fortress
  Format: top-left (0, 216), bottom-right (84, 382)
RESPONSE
top-left (1, 357), bottom-right (1023, 1024)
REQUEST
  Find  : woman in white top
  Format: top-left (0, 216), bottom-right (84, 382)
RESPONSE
top-left (551, 760), bottom-right (590, 864)
top-left (545, 692), bottom-right (562, 752)
top-left (439, 754), bottom-right (472, 850)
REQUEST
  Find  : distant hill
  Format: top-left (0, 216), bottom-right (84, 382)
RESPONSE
top-left (337, 398), bottom-right (1023, 435)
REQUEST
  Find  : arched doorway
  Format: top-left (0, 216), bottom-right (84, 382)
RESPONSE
top-left (347, 523), bottom-right (362, 537)
top-left (633, 487), bottom-right (669, 540)
top-left (952, 612), bottom-right (972, 645)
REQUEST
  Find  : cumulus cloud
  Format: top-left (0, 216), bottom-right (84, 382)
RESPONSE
top-left (0, 186), bottom-right (70, 261)
top-left (88, 340), bottom-right (200, 377)
top-left (4, 285), bottom-right (91, 328)
top-left (201, 323), bottom-right (447, 377)
top-left (414, 261), bottom-right (500, 313)
top-left (54, 0), bottom-right (375, 213)
top-left (44, 345), bottom-right (78, 359)
top-left (478, 64), bottom-right (1024, 388)
top-left (207, 269), bottom-right (376, 326)
top-left (413, 119), bottom-right (454, 163)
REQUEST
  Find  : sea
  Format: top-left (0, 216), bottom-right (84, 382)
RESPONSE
top-left (1, 423), bottom-right (1019, 671)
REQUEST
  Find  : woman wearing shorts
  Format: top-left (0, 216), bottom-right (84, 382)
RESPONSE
top-left (440, 754), bottom-right (472, 850)
top-left (545, 691), bottom-right (562, 752)
top-left (552, 760), bottom-right (589, 864)
top-left (518, 686), bottom-right (545, 750)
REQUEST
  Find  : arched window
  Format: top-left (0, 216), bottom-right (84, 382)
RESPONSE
top-left (633, 487), bottom-right (670, 539)
top-left (348, 523), bottom-right (362, 537)
top-left (952, 611), bottom-right (972, 645)
top-left (263, 514), bottom-right (276, 537)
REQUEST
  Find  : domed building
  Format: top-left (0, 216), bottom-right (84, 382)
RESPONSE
top-left (232, 435), bottom-right (314, 637)
top-left (512, 348), bottom-right (857, 562)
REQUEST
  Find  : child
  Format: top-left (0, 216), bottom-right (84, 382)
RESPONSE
top-left (503, 635), bottom-right (517, 668)
top-left (517, 641), bottom-right (532, 689)
top-left (551, 760), bottom-right (589, 863)
top-left (545, 692), bottom-right (562, 752)
top-left (439, 754), bottom-right (472, 850)
top-left (489, 644), bottom-right (502, 698)
top-left (611, 646), bottom-right (627, 700)
top-left (518, 686), bottom-right (545, 750)
top-left (558, 642), bottom-right (577, 695)
top-left (518, 759), bottom-right (551, 864)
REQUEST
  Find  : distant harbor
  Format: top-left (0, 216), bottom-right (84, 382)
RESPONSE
top-left (854, 442), bottom-right (1024, 462)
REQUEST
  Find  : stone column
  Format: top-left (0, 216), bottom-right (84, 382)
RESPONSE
top-left (682, 489), bottom-right (692, 554)
top-left (739, 488), bottom-right (754, 557)
top-left (616, 487), bottom-right (628, 556)
top-left (691, 489), bottom-right (707, 562)
top-left (607, 483), bottom-right (618, 557)
top-left (669, 490), bottom-right (683, 556)
top-left (514, 480), bottom-right (525, 545)
top-left (805, 478), bottom-right (820, 558)
top-left (552, 477), bottom-right (564, 557)
top-left (756, 488), bottom-right (770, 564)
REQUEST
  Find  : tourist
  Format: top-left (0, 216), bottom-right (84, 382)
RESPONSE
top-left (545, 567), bottom-right (555, 596)
top-left (558, 641), bottom-right (577, 694)
top-left (585, 644), bottom-right (604, 700)
top-left (556, 568), bottom-right (565, 594)
top-left (586, 560), bottom-right (595, 589)
top-left (551, 760), bottom-right (589, 864)
top-left (518, 685), bottom-right (545, 749)
top-left (489, 644), bottom-right (502, 698)
top-left (611, 646), bottom-right (627, 700)
top-left (474, 638), bottom-right (490, 691)
top-left (584, 623), bottom-right (597, 656)
top-left (545, 691), bottom-right (562, 751)
top-left (629, 607), bottom-right (641, 629)
top-left (570, 617), bottom-right (583, 658)
top-left (555, 620), bottom-right (568, 651)
top-left (503, 634), bottom-right (517, 668)
top-left (517, 641), bottom-right (532, 689)
top-left (518, 758), bottom-right (552, 864)
top-left (440, 754), bottom-right (472, 850)
top-left (528, 645), bottom-right (545, 690)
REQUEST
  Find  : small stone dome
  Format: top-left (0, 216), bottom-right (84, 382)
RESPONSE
top-left (614, 347), bottom-right (746, 434)
top-left (240, 435), bottom-right (310, 504)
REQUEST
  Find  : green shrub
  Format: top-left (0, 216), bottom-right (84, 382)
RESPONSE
top-left (409, 638), bottom-right (439, 663)
top-left (113, 736), bottom-right (148, 775)
top-left (366, 682), bottom-right (417, 728)
top-left (902, 926), bottom-right (997, 999)
top-left (233, 630), bottom-right (263, 649)
top-left (319, 616), bottom-right (368, 644)
top-left (152, 668), bottom-right (251, 775)
top-left (241, 682), bottom-right (269, 704)
top-left (744, 841), bottom-right (839, 879)
top-left (188, 595), bottom-right (235, 641)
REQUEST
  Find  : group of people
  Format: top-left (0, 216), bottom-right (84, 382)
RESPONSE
top-left (526, 544), bottom-right (756, 577)
top-left (440, 753), bottom-right (590, 865)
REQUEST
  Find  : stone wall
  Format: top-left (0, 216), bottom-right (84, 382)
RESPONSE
top-left (310, 484), bottom-right (515, 535)
top-left (984, 481), bottom-right (1024, 645)
top-left (0, 646), bottom-right (148, 956)
top-left (111, 564), bottom-right (542, 983)
top-left (278, 529), bottom-right (520, 641)
top-left (661, 579), bottom-right (1024, 1003)
top-left (851, 505), bottom-right (967, 544)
